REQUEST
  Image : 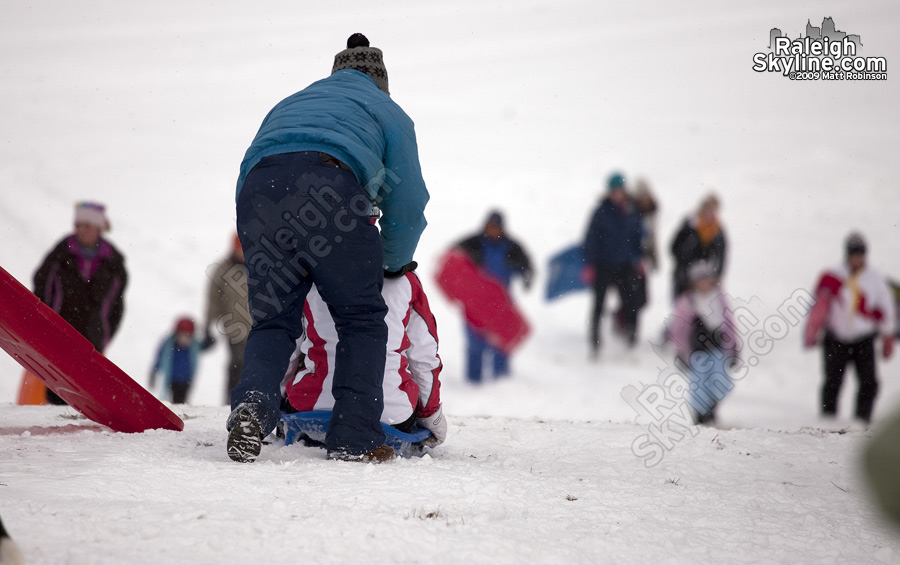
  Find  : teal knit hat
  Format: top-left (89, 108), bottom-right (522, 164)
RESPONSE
top-left (607, 172), bottom-right (626, 192)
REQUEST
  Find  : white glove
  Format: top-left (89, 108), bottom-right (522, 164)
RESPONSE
top-left (416, 405), bottom-right (447, 447)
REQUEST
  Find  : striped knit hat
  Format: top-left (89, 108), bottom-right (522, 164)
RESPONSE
top-left (331, 33), bottom-right (389, 95)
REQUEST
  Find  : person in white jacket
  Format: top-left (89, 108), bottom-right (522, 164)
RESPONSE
top-left (805, 232), bottom-right (895, 423)
top-left (284, 270), bottom-right (446, 447)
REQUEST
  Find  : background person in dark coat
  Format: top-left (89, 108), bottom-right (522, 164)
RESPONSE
top-left (670, 193), bottom-right (727, 300)
top-left (583, 173), bottom-right (644, 356)
top-left (457, 210), bottom-right (533, 382)
top-left (33, 201), bottom-right (128, 405)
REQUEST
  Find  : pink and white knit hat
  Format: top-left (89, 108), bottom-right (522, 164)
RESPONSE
top-left (74, 201), bottom-right (111, 231)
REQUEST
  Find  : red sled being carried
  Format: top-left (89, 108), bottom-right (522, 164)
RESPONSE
top-left (434, 249), bottom-right (530, 354)
top-left (0, 266), bottom-right (183, 433)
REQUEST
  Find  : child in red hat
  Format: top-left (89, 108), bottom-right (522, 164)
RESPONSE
top-left (150, 316), bottom-right (213, 403)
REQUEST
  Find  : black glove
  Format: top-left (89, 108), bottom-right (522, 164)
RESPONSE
top-left (522, 271), bottom-right (533, 291)
top-left (384, 261), bottom-right (418, 279)
top-left (200, 329), bottom-right (216, 350)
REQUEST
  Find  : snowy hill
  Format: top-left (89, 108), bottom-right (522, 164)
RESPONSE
top-left (1, 1), bottom-right (900, 563)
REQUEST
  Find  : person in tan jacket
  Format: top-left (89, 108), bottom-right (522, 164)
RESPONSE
top-left (204, 233), bottom-right (251, 404)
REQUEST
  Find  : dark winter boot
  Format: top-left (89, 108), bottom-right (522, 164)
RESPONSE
top-left (625, 323), bottom-right (638, 348)
top-left (362, 445), bottom-right (395, 462)
top-left (227, 408), bottom-right (263, 463)
top-left (696, 405), bottom-right (718, 426)
top-left (326, 445), bottom-right (395, 463)
top-left (0, 514), bottom-right (24, 565)
top-left (589, 336), bottom-right (602, 361)
top-left (696, 412), bottom-right (716, 425)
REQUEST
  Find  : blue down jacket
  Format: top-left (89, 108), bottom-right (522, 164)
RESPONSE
top-left (235, 69), bottom-right (429, 271)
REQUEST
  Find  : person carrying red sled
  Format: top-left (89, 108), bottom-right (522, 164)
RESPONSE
top-left (805, 232), bottom-right (895, 424)
top-left (455, 210), bottom-right (532, 382)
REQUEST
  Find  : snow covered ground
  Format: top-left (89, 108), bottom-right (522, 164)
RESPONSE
top-left (1, 1), bottom-right (900, 563)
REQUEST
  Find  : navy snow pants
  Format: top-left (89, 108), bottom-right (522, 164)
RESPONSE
top-left (233, 151), bottom-right (388, 456)
top-left (821, 332), bottom-right (878, 422)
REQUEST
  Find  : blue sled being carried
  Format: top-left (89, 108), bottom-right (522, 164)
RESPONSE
top-left (545, 244), bottom-right (589, 301)
top-left (280, 411), bottom-right (433, 458)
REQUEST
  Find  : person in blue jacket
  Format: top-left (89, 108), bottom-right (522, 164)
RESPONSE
top-left (227, 33), bottom-right (430, 464)
top-left (150, 317), bottom-right (212, 404)
top-left (583, 173), bottom-right (644, 356)
top-left (457, 210), bottom-right (533, 383)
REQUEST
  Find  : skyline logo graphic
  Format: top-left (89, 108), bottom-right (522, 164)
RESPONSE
top-left (752, 17), bottom-right (887, 81)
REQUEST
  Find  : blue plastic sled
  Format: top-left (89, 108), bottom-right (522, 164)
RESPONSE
top-left (545, 244), bottom-right (589, 301)
top-left (280, 411), bottom-right (433, 458)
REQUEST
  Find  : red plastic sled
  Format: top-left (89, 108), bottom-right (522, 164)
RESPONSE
top-left (804, 288), bottom-right (833, 348)
top-left (0, 266), bottom-right (183, 433)
top-left (434, 249), bottom-right (530, 354)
